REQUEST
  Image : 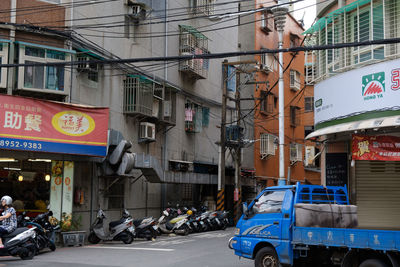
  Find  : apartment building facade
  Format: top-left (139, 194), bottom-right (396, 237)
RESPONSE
top-left (307, 0), bottom-right (400, 229)
top-left (0, 0), bottom-right (248, 229)
top-left (239, 0), bottom-right (321, 200)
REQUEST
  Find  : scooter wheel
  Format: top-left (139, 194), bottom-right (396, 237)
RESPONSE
top-left (20, 247), bottom-right (35, 260)
top-left (123, 232), bottom-right (134, 244)
top-left (88, 232), bottom-right (101, 244)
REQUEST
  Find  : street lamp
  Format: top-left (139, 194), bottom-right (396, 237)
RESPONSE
top-left (272, 3), bottom-right (289, 186)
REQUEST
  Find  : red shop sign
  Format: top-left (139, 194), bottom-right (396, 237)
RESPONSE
top-left (352, 134), bottom-right (400, 161)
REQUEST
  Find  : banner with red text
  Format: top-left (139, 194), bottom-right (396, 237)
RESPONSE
top-left (0, 95), bottom-right (109, 157)
top-left (352, 135), bottom-right (400, 161)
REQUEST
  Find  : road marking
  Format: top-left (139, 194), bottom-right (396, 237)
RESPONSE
top-left (151, 239), bottom-right (195, 246)
top-left (85, 246), bottom-right (174, 252)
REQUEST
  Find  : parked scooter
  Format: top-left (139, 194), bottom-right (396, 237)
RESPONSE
top-left (25, 211), bottom-right (59, 252)
top-left (0, 226), bottom-right (38, 260)
top-left (88, 209), bottom-right (135, 244)
top-left (132, 216), bottom-right (158, 240)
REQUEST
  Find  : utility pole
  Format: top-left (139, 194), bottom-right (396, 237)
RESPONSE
top-left (234, 68), bottom-right (242, 224)
top-left (217, 60), bottom-right (228, 211)
top-left (272, 3), bottom-right (289, 186)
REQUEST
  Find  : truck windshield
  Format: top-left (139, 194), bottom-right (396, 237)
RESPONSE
top-left (253, 190), bottom-right (285, 214)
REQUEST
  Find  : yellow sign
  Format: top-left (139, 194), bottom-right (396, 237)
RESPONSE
top-left (52, 111), bottom-right (95, 136)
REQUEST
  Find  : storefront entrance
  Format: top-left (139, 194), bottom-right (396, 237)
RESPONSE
top-left (0, 158), bottom-right (51, 215)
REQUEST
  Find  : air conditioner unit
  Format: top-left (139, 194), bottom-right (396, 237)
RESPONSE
top-left (260, 134), bottom-right (276, 159)
top-left (261, 64), bottom-right (272, 73)
top-left (290, 143), bottom-right (302, 163)
top-left (304, 146), bottom-right (315, 167)
top-left (77, 56), bottom-right (98, 72)
top-left (139, 122), bottom-right (155, 141)
top-left (129, 3), bottom-right (146, 21)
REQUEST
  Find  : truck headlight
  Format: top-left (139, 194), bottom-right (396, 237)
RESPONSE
top-left (235, 228), bottom-right (240, 235)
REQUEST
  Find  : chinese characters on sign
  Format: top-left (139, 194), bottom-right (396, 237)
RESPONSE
top-left (352, 135), bottom-right (400, 161)
top-left (3, 112), bottom-right (42, 131)
top-left (0, 95), bottom-right (108, 157)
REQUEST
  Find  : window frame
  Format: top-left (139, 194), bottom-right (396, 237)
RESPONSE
top-left (290, 105), bottom-right (301, 127)
top-left (305, 96), bottom-right (314, 112)
top-left (0, 42), bottom-right (9, 89)
top-left (18, 44), bottom-right (71, 95)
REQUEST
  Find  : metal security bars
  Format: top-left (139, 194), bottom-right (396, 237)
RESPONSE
top-left (123, 76), bottom-right (153, 117)
top-left (260, 133), bottom-right (277, 159)
top-left (190, 0), bottom-right (216, 16)
top-left (306, 0), bottom-right (400, 82)
top-left (179, 25), bottom-right (209, 79)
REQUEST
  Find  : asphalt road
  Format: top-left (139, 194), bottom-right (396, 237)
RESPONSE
top-left (0, 228), bottom-right (253, 267)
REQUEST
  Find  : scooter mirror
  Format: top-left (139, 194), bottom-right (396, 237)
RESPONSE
top-left (48, 211), bottom-right (53, 216)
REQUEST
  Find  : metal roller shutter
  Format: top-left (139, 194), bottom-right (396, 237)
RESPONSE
top-left (355, 161), bottom-right (400, 229)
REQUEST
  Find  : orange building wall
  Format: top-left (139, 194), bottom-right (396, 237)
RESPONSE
top-left (0, 1), bottom-right (11, 24)
top-left (253, 0), bottom-right (310, 186)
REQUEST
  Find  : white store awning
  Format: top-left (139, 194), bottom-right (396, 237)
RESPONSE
top-left (306, 115), bottom-right (400, 139)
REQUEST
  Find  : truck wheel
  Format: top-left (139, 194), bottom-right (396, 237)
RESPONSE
top-left (255, 247), bottom-right (279, 267)
top-left (359, 259), bottom-right (388, 267)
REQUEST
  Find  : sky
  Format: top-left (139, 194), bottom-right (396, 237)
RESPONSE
top-left (292, 0), bottom-right (317, 29)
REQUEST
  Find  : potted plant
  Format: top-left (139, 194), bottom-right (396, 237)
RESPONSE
top-left (59, 212), bottom-right (85, 247)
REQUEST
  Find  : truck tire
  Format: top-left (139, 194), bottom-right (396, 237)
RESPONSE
top-left (359, 259), bottom-right (388, 267)
top-left (255, 247), bottom-right (279, 267)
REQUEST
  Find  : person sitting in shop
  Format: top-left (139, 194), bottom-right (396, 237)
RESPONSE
top-left (0, 196), bottom-right (17, 248)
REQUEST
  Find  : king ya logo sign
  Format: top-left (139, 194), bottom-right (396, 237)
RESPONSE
top-left (362, 72), bottom-right (385, 101)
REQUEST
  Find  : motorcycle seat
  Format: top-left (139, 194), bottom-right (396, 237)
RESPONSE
top-left (109, 219), bottom-right (125, 229)
top-left (133, 219), bottom-right (142, 227)
top-left (3, 227), bottom-right (29, 238)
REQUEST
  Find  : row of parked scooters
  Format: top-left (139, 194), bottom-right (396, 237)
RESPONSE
top-left (88, 206), bottom-right (230, 244)
top-left (0, 210), bottom-right (58, 260)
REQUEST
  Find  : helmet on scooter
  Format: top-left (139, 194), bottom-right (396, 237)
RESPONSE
top-left (187, 210), bottom-right (193, 216)
top-left (1, 195), bottom-right (12, 206)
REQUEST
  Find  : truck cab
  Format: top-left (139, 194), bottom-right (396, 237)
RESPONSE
top-left (230, 184), bottom-right (296, 266)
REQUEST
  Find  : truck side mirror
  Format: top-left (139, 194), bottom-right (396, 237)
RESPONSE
top-left (242, 202), bottom-right (248, 215)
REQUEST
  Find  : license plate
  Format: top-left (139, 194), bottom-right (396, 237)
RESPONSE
top-left (152, 225), bottom-right (158, 230)
top-left (193, 222), bottom-right (198, 226)
top-left (128, 226), bottom-right (135, 233)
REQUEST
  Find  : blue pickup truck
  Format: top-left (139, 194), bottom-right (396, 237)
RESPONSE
top-left (229, 182), bottom-right (400, 267)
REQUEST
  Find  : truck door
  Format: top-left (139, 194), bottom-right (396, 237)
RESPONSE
top-left (241, 190), bottom-right (286, 240)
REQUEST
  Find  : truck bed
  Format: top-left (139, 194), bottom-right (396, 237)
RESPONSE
top-left (293, 226), bottom-right (400, 251)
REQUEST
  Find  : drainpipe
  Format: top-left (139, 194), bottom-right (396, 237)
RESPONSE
top-left (161, 0), bottom-right (168, 210)
top-left (272, 2), bottom-right (289, 186)
top-left (7, 0), bottom-right (17, 95)
top-left (69, 0), bottom-right (74, 103)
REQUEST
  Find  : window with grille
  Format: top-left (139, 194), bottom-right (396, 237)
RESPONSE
top-left (290, 70), bottom-right (301, 91)
top-left (190, 0), bottom-right (216, 16)
top-left (305, 97), bottom-right (314, 112)
top-left (290, 106), bottom-right (300, 127)
top-left (260, 133), bottom-right (277, 159)
top-left (185, 101), bottom-right (208, 133)
top-left (179, 25), bottom-right (209, 79)
top-left (290, 143), bottom-right (302, 162)
top-left (123, 76), bottom-right (154, 116)
top-left (312, 0), bottom-right (397, 81)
